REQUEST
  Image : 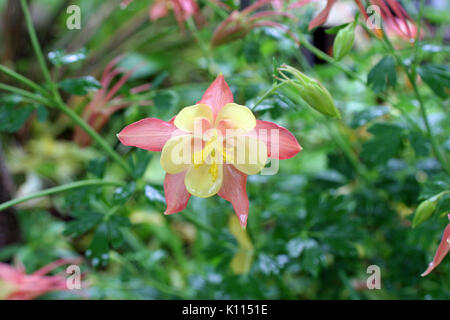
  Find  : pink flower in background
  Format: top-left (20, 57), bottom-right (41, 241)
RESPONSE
top-left (121, 0), bottom-right (200, 30)
top-left (0, 258), bottom-right (83, 300)
top-left (73, 56), bottom-right (151, 147)
top-left (117, 75), bottom-right (301, 227)
top-left (211, 0), bottom-right (299, 47)
top-left (421, 215), bottom-right (450, 277)
top-left (291, 0), bottom-right (419, 42)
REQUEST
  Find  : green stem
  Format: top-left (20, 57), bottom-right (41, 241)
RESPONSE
top-left (54, 101), bottom-right (133, 175)
top-left (0, 65), bottom-right (48, 96)
top-left (251, 83), bottom-right (284, 110)
top-left (19, 0), bottom-right (133, 176)
top-left (298, 33), bottom-right (421, 132)
top-left (20, 0), bottom-right (52, 86)
top-left (377, 5), bottom-right (450, 174)
top-left (0, 180), bottom-right (124, 212)
top-left (0, 83), bottom-right (51, 106)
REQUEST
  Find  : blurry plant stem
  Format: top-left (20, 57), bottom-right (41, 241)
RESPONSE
top-left (375, 3), bottom-right (450, 175)
top-left (186, 17), bottom-right (214, 74)
top-left (251, 82), bottom-right (284, 110)
top-left (297, 33), bottom-right (421, 133)
top-left (0, 180), bottom-right (124, 212)
top-left (0, 83), bottom-right (51, 106)
top-left (0, 65), bottom-right (48, 96)
top-left (19, 0), bottom-right (133, 176)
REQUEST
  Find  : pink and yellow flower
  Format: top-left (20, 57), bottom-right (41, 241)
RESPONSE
top-left (0, 258), bottom-right (83, 300)
top-left (118, 75), bottom-right (301, 227)
top-left (421, 215), bottom-right (450, 277)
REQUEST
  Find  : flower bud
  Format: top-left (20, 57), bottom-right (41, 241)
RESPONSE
top-left (412, 199), bottom-right (437, 228)
top-left (279, 65), bottom-right (341, 118)
top-left (333, 20), bottom-right (356, 61)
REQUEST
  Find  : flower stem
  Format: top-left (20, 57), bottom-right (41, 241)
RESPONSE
top-left (19, 0), bottom-right (133, 176)
top-left (54, 101), bottom-right (134, 175)
top-left (251, 82), bottom-right (284, 110)
top-left (0, 83), bottom-right (51, 106)
top-left (0, 180), bottom-right (124, 212)
top-left (0, 64), bottom-right (48, 96)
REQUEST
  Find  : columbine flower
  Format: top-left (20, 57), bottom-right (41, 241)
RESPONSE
top-left (421, 215), bottom-right (450, 277)
top-left (211, 0), bottom-right (299, 47)
top-left (121, 0), bottom-right (200, 31)
top-left (0, 258), bottom-right (83, 300)
top-left (73, 56), bottom-right (151, 147)
top-left (291, 0), bottom-right (418, 42)
top-left (118, 75), bottom-right (301, 227)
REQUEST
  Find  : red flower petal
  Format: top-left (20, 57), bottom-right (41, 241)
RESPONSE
top-left (308, 0), bottom-right (337, 30)
top-left (218, 164), bottom-right (249, 228)
top-left (198, 74), bottom-right (234, 119)
top-left (421, 215), bottom-right (450, 277)
top-left (250, 120), bottom-right (302, 160)
top-left (164, 171), bottom-right (191, 215)
top-left (117, 118), bottom-right (186, 151)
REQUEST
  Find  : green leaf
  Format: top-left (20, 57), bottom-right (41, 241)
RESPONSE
top-left (408, 131), bottom-right (431, 157)
top-left (48, 48), bottom-right (87, 66)
top-left (63, 211), bottom-right (103, 237)
top-left (59, 76), bottom-right (102, 96)
top-left (417, 64), bottom-right (450, 99)
top-left (153, 90), bottom-right (179, 110)
top-left (0, 104), bottom-right (34, 132)
top-left (86, 223), bottom-right (110, 268)
top-left (144, 184), bottom-right (166, 204)
top-left (87, 157), bottom-right (107, 178)
top-left (128, 149), bottom-right (152, 179)
top-left (360, 123), bottom-right (404, 166)
top-left (367, 56), bottom-right (397, 93)
top-left (112, 183), bottom-right (136, 205)
top-left (350, 106), bottom-right (390, 128)
top-left (420, 173), bottom-right (450, 200)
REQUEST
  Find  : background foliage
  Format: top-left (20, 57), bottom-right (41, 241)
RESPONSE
top-left (0, 0), bottom-right (449, 299)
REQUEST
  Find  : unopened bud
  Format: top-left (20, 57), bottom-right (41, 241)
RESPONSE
top-left (412, 199), bottom-right (437, 228)
top-left (279, 65), bottom-right (341, 118)
top-left (333, 20), bottom-right (356, 61)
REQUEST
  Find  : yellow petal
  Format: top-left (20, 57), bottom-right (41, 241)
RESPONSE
top-left (227, 136), bottom-right (267, 175)
top-left (160, 135), bottom-right (192, 174)
top-left (184, 163), bottom-right (223, 198)
top-left (174, 104), bottom-right (213, 132)
top-left (215, 103), bottom-right (256, 132)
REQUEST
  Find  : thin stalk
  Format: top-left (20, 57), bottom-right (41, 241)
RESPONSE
top-left (378, 5), bottom-right (450, 174)
top-left (251, 82), bottom-right (284, 110)
top-left (0, 83), bottom-right (52, 106)
top-left (19, 0), bottom-right (133, 176)
top-left (20, 0), bottom-right (52, 86)
top-left (0, 180), bottom-right (124, 212)
top-left (298, 33), bottom-right (422, 133)
top-left (54, 101), bottom-right (133, 175)
top-left (0, 65), bottom-right (48, 96)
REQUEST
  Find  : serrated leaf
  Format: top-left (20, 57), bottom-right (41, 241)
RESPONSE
top-left (86, 223), bottom-right (110, 268)
top-left (59, 76), bottom-right (101, 96)
top-left (417, 64), bottom-right (450, 99)
top-left (87, 157), bottom-right (107, 178)
top-left (367, 56), bottom-right (397, 93)
top-left (360, 123), bottom-right (404, 166)
top-left (0, 104), bottom-right (34, 132)
top-left (63, 211), bottom-right (103, 237)
top-left (112, 183), bottom-right (136, 205)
